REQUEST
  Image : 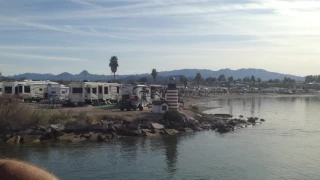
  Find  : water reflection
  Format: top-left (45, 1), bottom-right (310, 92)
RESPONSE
top-left (162, 136), bottom-right (179, 177)
top-left (258, 98), bottom-right (261, 114)
top-left (227, 99), bottom-right (233, 115)
top-left (242, 98), bottom-right (246, 111)
top-left (119, 137), bottom-right (139, 162)
top-left (251, 98), bottom-right (255, 116)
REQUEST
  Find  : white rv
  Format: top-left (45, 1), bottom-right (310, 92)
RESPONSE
top-left (108, 83), bottom-right (122, 102)
top-left (122, 84), bottom-right (164, 107)
top-left (2, 81), bottom-right (19, 95)
top-left (14, 80), bottom-right (59, 102)
top-left (69, 81), bottom-right (121, 105)
top-left (47, 84), bottom-right (69, 101)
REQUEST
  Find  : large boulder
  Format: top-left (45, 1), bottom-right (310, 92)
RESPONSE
top-left (179, 128), bottom-right (193, 133)
top-left (151, 123), bottom-right (164, 130)
top-left (6, 136), bottom-right (21, 144)
top-left (247, 117), bottom-right (256, 124)
top-left (58, 134), bottom-right (76, 143)
top-left (127, 124), bottom-right (141, 130)
top-left (20, 135), bottom-right (40, 143)
top-left (163, 129), bottom-right (179, 135)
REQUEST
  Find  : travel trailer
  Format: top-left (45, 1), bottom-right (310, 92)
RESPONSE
top-left (122, 84), bottom-right (164, 107)
top-left (69, 81), bottom-right (121, 105)
top-left (47, 84), bottom-right (69, 101)
top-left (2, 81), bottom-right (19, 95)
top-left (16, 80), bottom-right (59, 101)
top-left (108, 83), bottom-right (122, 102)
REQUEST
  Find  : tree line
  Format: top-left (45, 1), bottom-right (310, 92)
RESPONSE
top-left (305, 75), bottom-right (320, 83)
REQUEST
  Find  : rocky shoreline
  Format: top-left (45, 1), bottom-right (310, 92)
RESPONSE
top-left (0, 108), bottom-right (265, 145)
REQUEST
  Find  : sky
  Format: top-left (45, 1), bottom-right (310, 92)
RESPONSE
top-left (0, 0), bottom-right (320, 76)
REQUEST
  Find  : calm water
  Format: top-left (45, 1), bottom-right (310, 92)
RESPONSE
top-left (1, 96), bottom-right (320, 180)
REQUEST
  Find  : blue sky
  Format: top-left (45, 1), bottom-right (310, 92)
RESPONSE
top-left (1, 0), bottom-right (320, 76)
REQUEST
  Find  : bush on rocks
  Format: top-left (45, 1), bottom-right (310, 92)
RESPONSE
top-left (163, 110), bottom-right (184, 126)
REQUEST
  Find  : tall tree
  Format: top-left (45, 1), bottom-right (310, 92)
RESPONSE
top-left (243, 76), bottom-right (251, 83)
top-left (257, 78), bottom-right (262, 84)
top-left (151, 68), bottom-right (158, 83)
top-left (251, 75), bottom-right (256, 84)
top-left (183, 78), bottom-right (188, 87)
top-left (227, 76), bottom-right (234, 84)
top-left (194, 73), bottom-right (202, 87)
top-left (109, 56), bottom-right (119, 82)
top-left (218, 74), bottom-right (226, 82)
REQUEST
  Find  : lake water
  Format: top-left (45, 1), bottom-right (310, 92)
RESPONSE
top-left (1, 96), bottom-right (320, 180)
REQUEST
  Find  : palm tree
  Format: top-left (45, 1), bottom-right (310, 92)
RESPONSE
top-left (109, 56), bottom-right (119, 82)
top-left (151, 68), bottom-right (158, 83)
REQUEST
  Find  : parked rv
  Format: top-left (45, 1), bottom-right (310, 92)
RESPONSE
top-left (18, 80), bottom-right (59, 102)
top-left (122, 84), bottom-right (164, 107)
top-left (47, 84), bottom-right (69, 101)
top-left (69, 81), bottom-right (121, 105)
top-left (2, 81), bottom-right (19, 95)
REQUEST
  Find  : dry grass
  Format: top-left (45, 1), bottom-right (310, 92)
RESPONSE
top-left (0, 95), bottom-right (33, 133)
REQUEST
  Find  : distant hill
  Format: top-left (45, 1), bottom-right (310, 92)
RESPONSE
top-left (6, 69), bottom-right (305, 82)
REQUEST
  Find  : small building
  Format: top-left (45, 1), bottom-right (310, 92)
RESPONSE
top-left (152, 100), bottom-right (169, 113)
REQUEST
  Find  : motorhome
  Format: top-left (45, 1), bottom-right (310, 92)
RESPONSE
top-left (47, 84), bottom-right (69, 101)
top-left (69, 81), bottom-right (121, 105)
top-left (15, 80), bottom-right (59, 101)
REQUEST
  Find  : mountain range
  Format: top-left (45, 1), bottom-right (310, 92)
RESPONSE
top-left (5, 68), bottom-right (305, 82)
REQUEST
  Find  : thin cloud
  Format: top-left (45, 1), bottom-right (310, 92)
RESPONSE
top-left (1, 53), bottom-right (88, 62)
top-left (8, 19), bottom-right (134, 40)
top-left (69, 0), bottom-right (104, 9)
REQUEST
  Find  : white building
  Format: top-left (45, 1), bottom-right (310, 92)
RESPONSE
top-left (152, 100), bottom-right (169, 113)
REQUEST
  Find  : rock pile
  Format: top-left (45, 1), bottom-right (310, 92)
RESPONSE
top-left (0, 111), bottom-right (265, 145)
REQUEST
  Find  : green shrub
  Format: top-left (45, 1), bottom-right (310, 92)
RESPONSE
top-left (163, 110), bottom-right (184, 123)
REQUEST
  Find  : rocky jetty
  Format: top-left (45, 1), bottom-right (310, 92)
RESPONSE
top-left (0, 111), bottom-right (265, 145)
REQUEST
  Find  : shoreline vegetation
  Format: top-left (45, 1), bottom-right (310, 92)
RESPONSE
top-left (0, 93), bottom-right (318, 145)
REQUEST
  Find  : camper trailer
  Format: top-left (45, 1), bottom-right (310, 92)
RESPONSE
top-left (47, 84), bottom-right (69, 101)
top-left (2, 81), bottom-right (19, 95)
top-left (122, 84), bottom-right (164, 107)
top-left (15, 80), bottom-right (59, 101)
top-left (108, 83), bottom-right (122, 102)
top-left (69, 81), bottom-right (121, 105)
